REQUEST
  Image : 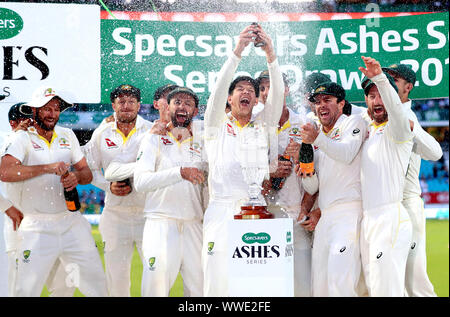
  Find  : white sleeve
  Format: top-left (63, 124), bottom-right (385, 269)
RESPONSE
top-left (256, 58), bottom-right (284, 128)
top-left (69, 129), bottom-right (85, 165)
top-left (104, 149), bottom-right (138, 182)
top-left (204, 53), bottom-right (241, 130)
top-left (2, 131), bottom-right (28, 163)
top-left (82, 128), bottom-right (109, 192)
top-left (371, 73), bottom-right (413, 142)
top-left (313, 115), bottom-right (367, 165)
top-left (407, 109), bottom-right (443, 161)
top-left (133, 135), bottom-right (183, 193)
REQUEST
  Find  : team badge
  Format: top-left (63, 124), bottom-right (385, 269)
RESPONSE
top-left (226, 123), bottom-right (236, 137)
top-left (58, 137), bottom-right (70, 148)
top-left (148, 257), bottom-right (156, 271)
top-left (105, 138), bottom-right (118, 148)
top-left (23, 250), bottom-right (31, 263)
top-left (207, 242), bottom-right (215, 255)
top-left (161, 137), bottom-right (173, 145)
top-left (31, 141), bottom-right (43, 151)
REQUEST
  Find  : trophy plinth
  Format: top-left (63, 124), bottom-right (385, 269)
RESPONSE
top-left (234, 205), bottom-right (273, 220)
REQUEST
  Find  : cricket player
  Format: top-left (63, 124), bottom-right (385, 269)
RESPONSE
top-left (0, 86), bottom-right (107, 297)
top-left (1, 102), bottom-right (76, 297)
top-left (133, 87), bottom-right (206, 297)
top-left (203, 24), bottom-right (284, 296)
top-left (359, 56), bottom-right (414, 297)
top-left (383, 64), bottom-right (442, 297)
top-left (257, 70), bottom-right (312, 297)
top-left (298, 81), bottom-right (368, 297)
top-left (83, 84), bottom-right (152, 297)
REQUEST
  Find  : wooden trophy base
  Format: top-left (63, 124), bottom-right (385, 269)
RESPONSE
top-left (234, 205), bottom-right (274, 220)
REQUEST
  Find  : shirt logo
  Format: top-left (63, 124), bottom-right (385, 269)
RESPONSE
top-left (226, 123), bottom-right (236, 137)
top-left (105, 138), bottom-right (118, 148)
top-left (59, 137), bottom-right (70, 148)
top-left (31, 141), bottom-right (43, 151)
top-left (161, 137), bottom-right (173, 145)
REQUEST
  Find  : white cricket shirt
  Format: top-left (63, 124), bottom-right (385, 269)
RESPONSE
top-left (312, 113), bottom-right (367, 210)
top-left (3, 126), bottom-right (84, 214)
top-left (82, 115), bottom-right (152, 210)
top-left (204, 53), bottom-right (284, 204)
top-left (360, 73), bottom-right (414, 210)
top-left (133, 125), bottom-right (207, 221)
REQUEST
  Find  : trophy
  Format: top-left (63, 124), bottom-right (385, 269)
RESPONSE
top-left (234, 123), bottom-right (273, 220)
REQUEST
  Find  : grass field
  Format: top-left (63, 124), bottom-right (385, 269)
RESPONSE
top-left (42, 219), bottom-right (449, 297)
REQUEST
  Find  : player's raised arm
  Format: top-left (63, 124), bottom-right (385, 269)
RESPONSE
top-left (204, 25), bottom-right (254, 129)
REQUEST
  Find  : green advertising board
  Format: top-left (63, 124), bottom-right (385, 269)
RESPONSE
top-left (101, 12), bottom-right (449, 105)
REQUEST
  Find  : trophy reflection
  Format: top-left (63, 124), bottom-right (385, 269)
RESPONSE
top-left (234, 123), bottom-right (273, 220)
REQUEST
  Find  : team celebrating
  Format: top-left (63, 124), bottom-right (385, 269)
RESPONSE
top-left (0, 24), bottom-right (442, 297)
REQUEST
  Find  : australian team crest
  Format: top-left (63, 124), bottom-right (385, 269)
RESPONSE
top-left (207, 242), bottom-right (215, 255)
top-left (148, 257), bottom-right (156, 271)
top-left (23, 250), bottom-right (31, 263)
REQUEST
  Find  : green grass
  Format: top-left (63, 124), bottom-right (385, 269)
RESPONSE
top-left (41, 220), bottom-right (449, 297)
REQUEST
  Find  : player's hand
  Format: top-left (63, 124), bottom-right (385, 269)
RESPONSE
top-left (110, 181), bottom-right (132, 196)
top-left (61, 171), bottom-right (79, 191)
top-left (5, 205), bottom-right (23, 231)
top-left (261, 179), bottom-right (272, 196)
top-left (300, 123), bottom-right (319, 144)
top-left (180, 167), bottom-right (205, 185)
top-left (359, 56), bottom-right (382, 78)
top-left (254, 26), bottom-right (275, 62)
top-left (299, 208), bottom-right (321, 232)
top-left (13, 118), bottom-right (33, 132)
top-left (150, 119), bottom-right (168, 135)
top-left (48, 161), bottom-right (69, 176)
top-left (284, 139), bottom-right (300, 163)
top-left (234, 25), bottom-right (257, 58)
top-left (270, 157), bottom-right (292, 178)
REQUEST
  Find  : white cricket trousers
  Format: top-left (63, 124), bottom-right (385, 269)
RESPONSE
top-left (403, 196), bottom-right (436, 297)
top-left (4, 217), bottom-right (74, 297)
top-left (202, 199), bottom-right (236, 297)
top-left (360, 202), bottom-right (412, 297)
top-left (311, 201), bottom-right (364, 297)
top-left (99, 207), bottom-right (145, 297)
top-left (141, 217), bottom-right (203, 297)
top-left (15, 211), bottom-right (107, 297)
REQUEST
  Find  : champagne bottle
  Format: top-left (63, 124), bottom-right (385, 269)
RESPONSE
top-left (251, 22), bottom-right (265, 47)
top-left (271, 155), bottom-right (291, 191)
top-left (299, 143), bottom-right (314, 175)
top-left (63, 171), bottom-right (81, 212)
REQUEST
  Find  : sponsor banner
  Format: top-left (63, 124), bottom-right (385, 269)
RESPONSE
top-left (422, 191), bottom-right (449, 204)
top-left (101, 12), bottom-right (449, 105)
top-left (227, 218), bottom-right (294, 296)
top-left (100, 11), bottom-right (428, 22)
top-left (0, 3), bottom-right (100, 105)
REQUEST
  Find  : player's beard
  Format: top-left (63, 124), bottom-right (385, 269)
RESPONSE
top-left (34, 112), bottom-right (57, 131)
top-left (171, 112), bottom-right (192, 128)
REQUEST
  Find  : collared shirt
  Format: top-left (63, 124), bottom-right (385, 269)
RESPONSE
top-left (3, 125), bottom-right (84, 214)
top-left (133, 121), bottom-right (207, 221)
top-left (402, 100), bottom-right (442, 199)
top-left (204, 53), bottom-right (284, 204)
top-left (312, 113), bottom-right (367, 210)
top-left (83, 115), bottom-right (152, 209)
top-left (360, 73), bottom-right (414, 210)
